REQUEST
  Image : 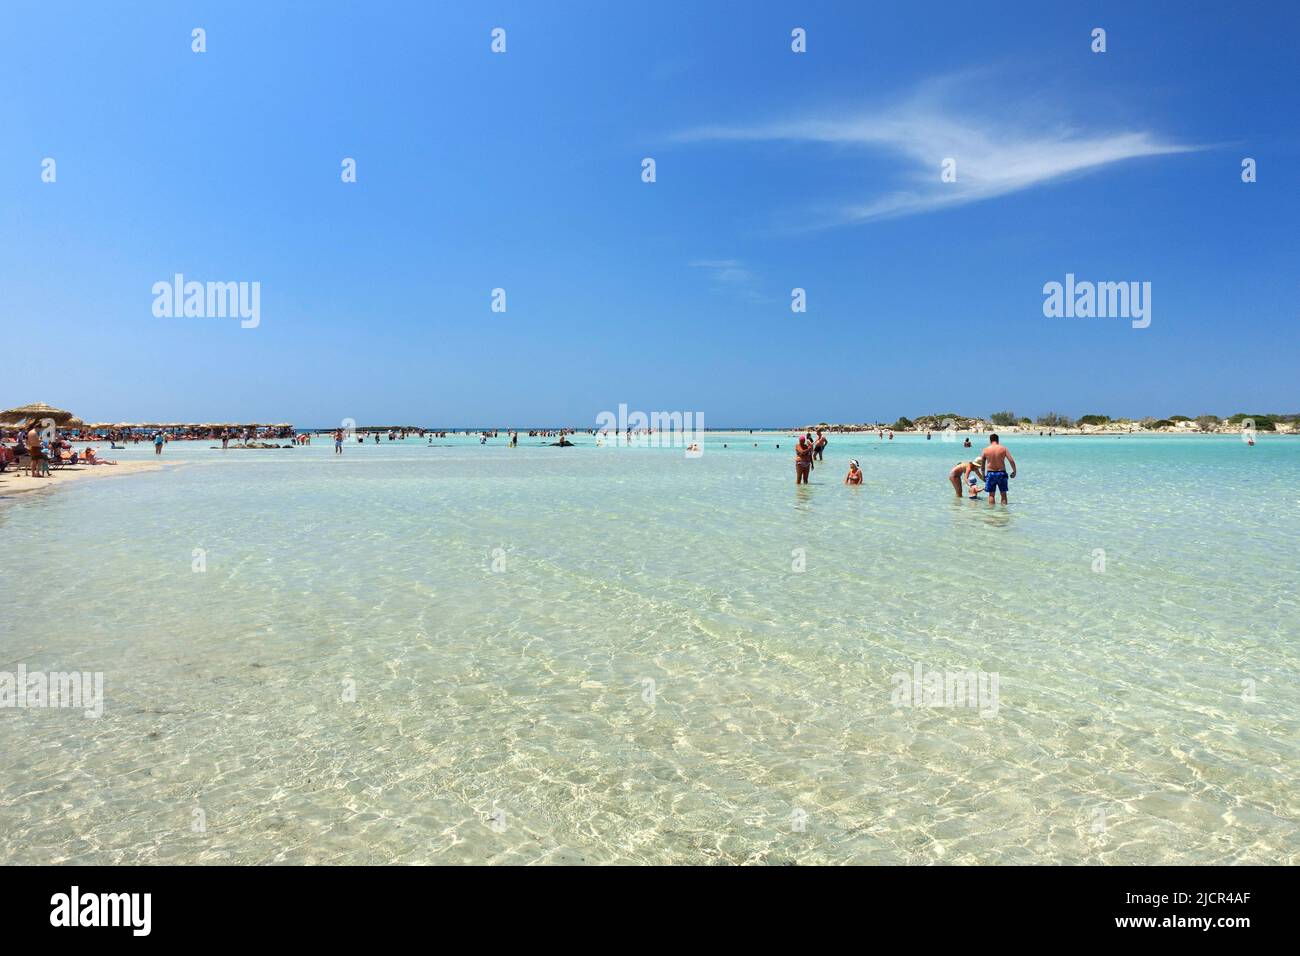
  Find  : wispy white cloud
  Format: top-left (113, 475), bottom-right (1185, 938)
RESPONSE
top-left (689, 258), bottom-right (768, 302)
top-left (672, 81), bottom-right (1198, 225)
top-left (689, 258), bottom-right (753, 283)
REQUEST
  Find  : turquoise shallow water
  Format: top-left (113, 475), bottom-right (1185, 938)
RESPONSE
top-left (2, 432), bottom-right (1297, 864)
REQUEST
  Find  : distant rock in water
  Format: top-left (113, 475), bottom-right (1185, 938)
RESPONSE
top-left (549, 438), bottom-right (575, 447)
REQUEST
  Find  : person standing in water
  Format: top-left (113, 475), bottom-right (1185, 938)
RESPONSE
top-left (979, 434), bottom-right (1017, 505)
top-left (844, 458), bottom-right (863, 485)
top-left (334, 428), bottom-right (344, 454)
top-left (801, 431), bottom-right (816, 471)
top-left (794, 436), bottom-right (813, 484)
top-left (814, 429), bottom-right (828, 461)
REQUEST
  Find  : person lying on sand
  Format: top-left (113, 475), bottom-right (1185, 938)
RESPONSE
top-left (84, 448), bottom-right (117, 465)
top-left (949, 459), bottom-right (985, 498)
top-left (844, 459), bottom-right (863, 485)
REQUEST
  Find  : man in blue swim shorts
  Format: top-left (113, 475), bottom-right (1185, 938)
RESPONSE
top-left (979, 434), bottom-right (1017, 505)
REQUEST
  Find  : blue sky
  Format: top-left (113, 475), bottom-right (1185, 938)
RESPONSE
top-left (2, 1), bottom-right (1296, 426)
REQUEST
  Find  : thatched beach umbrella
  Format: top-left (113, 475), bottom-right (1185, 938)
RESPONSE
top-left (1, 402), bottom-right (75, 425)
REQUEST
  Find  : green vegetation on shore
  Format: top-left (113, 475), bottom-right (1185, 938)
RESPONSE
top-left (805, 412), bottom-right (1299, 434)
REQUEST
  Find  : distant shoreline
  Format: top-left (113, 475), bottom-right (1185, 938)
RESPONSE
top-left (285, 425), bottom-right (1296, 436)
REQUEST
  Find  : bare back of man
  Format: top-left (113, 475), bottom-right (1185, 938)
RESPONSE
top-left (982, 443), bottom-right (1009, 471)
top-left (979, 435), bottom-right (1017, 504)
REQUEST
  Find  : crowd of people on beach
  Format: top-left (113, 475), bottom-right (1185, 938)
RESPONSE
top-left (5, 415), bottom-right (1022, 504)
top-left (0, 424), bottom-right (120, 478)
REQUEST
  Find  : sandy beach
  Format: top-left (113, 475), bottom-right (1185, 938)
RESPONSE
top-left (0, 459), bottom-right (162, 499)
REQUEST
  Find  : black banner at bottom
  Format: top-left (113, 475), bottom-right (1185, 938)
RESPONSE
top-left (0, 865), bottom-right (1284, 942)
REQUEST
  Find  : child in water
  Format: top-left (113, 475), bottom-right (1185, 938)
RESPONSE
top-left (949, 459), bottom-right (985, 498)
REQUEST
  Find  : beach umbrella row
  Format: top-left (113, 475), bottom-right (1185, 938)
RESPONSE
top-left (83, 422), bottom-right (294, 429)
top-left (0, 408), bottom-right (295, 432)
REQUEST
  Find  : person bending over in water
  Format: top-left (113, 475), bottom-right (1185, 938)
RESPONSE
top-left (979, 434), bottom-right (1017, 505)
top-left (948, 459), bottom-right (985, 498)
top-left (844, 458), bottom-right (863, 485)
top-left (794, 436), bottom-right (813, 484)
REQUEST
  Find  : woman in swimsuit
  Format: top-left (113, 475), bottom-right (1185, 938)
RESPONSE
top-left (948, 459), bottom-right (985, 498)
top-left (794, 437), bottom-right (813, 484)
top-left (844, 459), bottom-right (863, 485)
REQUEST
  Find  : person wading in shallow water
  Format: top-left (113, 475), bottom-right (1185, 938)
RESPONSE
top-left (794, 435), bottom-right (813, 485)
top-left (979, 434), bottom-right (1017, 505)
top-left (948, 458), bottom-right (985, 498)
top-left (814, 428), bottom-right (828, 461)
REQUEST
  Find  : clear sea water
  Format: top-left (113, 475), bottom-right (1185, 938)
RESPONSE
top-left (2, 432), bottom-right (1297, 864)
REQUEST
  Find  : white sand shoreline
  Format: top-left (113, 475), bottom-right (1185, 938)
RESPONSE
top-left (0, 460), bottom-right (165, 501)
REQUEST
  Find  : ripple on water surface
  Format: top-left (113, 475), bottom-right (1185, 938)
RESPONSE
top-left (1, 435), bottom-right (1297, 863)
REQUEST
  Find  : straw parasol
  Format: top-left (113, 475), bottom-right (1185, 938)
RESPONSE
top-left (0, 402), bottom-right (75, 425)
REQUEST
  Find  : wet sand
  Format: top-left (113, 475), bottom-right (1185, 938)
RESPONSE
top-left (0, 459), bottom-right (163, 498)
